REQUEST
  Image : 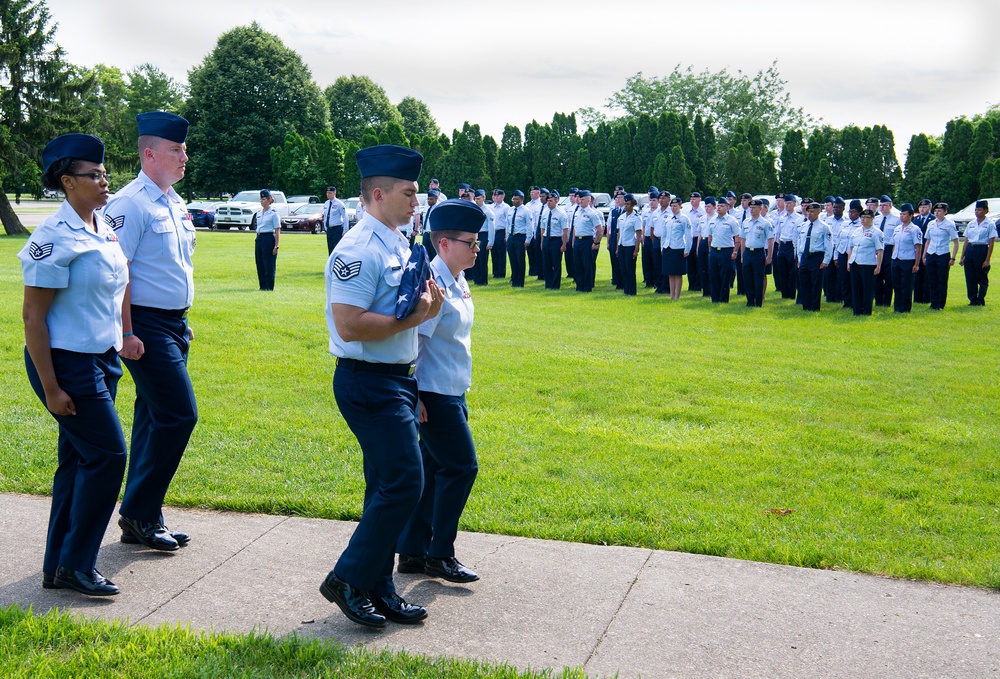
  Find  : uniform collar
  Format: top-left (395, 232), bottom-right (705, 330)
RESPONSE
top-left (138, 170), bottom-right (177, 204)
top-left (363, 213), bottom-right (409, 247)
top-left (56, 199), bottom-right (98, 232)
top-left (430, 254), bottom-right (459, 290)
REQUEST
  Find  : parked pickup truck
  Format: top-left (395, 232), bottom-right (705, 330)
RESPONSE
top-left (212, 190), bottom-right (289, 230)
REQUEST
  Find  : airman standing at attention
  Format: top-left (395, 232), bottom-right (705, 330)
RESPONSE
top-left (573, 190), bottom-right (604, 292)
top-left (642, 187), bottom-right (661, 289)
top-left (685, 192), bottom-right (706, 292)
top-left (796, 202), bottom-right (834, 311)
top-left (490, 189), bottom-right (509, 279)
top-left (911, 198), bottom-right (933, 303)
top-left (740, 199), bottom-right (775, 307)
top-left (506, 190), bottom-right (533, 287)
top-left (470, 189), bottom-right (495, 285)
top-left (323, 186), bottom-right (348, 256)
top-left (773, 194), bottom-right (802, 299)
top-left (563, 188), bottom-right (579, 283)
top-left (697, 197), bottom-right (716, 297)
top-left (320, 145), bottom-right (445, 628)
top-left (836, 200), bottom-right (863, 308)
top-left (705, 198), bottom-right (741, 303)
top-left (958, 199), bottom-right (996, 306)
top-left (889, 203), bottom-right (923, 313)
top-left (527, 187), bottom-right (546, 280)
top-left (922, 202), bottom-right (960, 310)
top-left (874, 195), bottom-right (901, 307)
top-left (823, 197), bottom-right (848, 303)
top-left (540, 190), bottom-right (568, 289)
top-left (421, 189), bottom-right (441, 260)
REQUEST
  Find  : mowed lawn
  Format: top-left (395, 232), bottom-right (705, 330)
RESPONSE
top-left (1, 230), bottom-right (998, 588)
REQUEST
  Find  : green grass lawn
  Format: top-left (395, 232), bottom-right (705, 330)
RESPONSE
top-left (0, 604), bottom-right (583, 678)
top-left (2, 230), bottom-right (998, 588)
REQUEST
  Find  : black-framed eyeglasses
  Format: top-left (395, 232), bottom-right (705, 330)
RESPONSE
top-left (445, 236), bottom-right (479, 250)
top-left (68, 171), bottom-right (111, 182)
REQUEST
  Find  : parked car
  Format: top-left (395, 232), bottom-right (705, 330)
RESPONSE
top-left (950, 198), bottom-right (1000, 235)
top-left (344, 197), bottom-right (362, 226)
top-left (287, 194), bottom-right (319, 204)
top-left (280, 203), bottom-right (325, 233)
top-left (213, 190), bottom-right (289, 230)
top-left (591, 192), bottom-right (613, 221)
top-left (186, 200), bottom-right (223, 228)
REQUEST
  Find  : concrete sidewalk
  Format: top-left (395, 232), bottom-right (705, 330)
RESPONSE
top-left (1, 492), bottom-right (996, 678)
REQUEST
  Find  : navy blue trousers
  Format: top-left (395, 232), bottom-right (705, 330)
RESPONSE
top-left (471, 230), bottom-right (489, 285)
top-left (255, 232), bottom-right (277, 290)
top-left (964, 244), bottom-right (989, 305)
top-left (617, 244), bottom-right (637, 295)
top-left (926, 253), bottom-right (951, 309)
top-left (838, 252), bottom-right (853, 307)
top-left (507, 234), bottom-right (527, 287)
top-left (608, 228), bottom-right (621, 288)
top-left (892, 259), bottom-right (916, 312)
top-left (697, 240), bottom-right (711, 297)
top-left (709, 247), bottom-right (734, 302)
top-left (875, 244), bottom-right (894, 306)
top-left (120, 307), bottom-right (197, 523)
top-left (574, 237), bottom-right (595, 292)
top-left (26, 347), bottom-right (126, 575)
top-left (397, 392), bottom-right (477, 559)
top-left (775, 241), bottom-right (797, 298)
top-left (641, 236), bottom-right (656, 287)
top-left (529, 227), bottom-right (543, 278)
top-left (326, 225), bottom-right (344, 256)
top-left (542, 237), bottom-right (563, 289)
top-left (333, 365), bottom-right (422, 595)
top-left (422, 231), bottom-right (437, 261)
top-left (743, 249), bottom-right (767, 307)
top-left (851, 264), bottom-right (876, 315)
top-left (798, 252), bottom-right (825, 311)
top-left (564, 238), bottom-right (576, 281)
top-left (651, 237), bottom-right (664, 291)
top-left (492, 228), bottom-right (507, 278)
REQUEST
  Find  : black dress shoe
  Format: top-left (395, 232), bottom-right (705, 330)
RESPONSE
top-left (396, 554), bottom-right (426, 574)
top-left (42, 572), bottom-right (61, 589)
top-left (319, 574), bottom-right (386, 628)
top-left (424, 556), bottom-right (479, 583)
top-left (118, 516), bottom-right (179, 551)
top-left (54, 567), bottom-right (119, 596)
top-left (120, 521), bottom-right (190, 547)
top-left (365, 591), bottom-right (427, 624)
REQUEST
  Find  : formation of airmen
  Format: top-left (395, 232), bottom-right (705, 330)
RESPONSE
top-left (411, 185), bottom-right (996, 314)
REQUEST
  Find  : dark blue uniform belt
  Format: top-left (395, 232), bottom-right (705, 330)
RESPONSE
top-left (337, 358), bottom-right (415, 377)
top-left (131, 304), bottom-right (189, 319)
top-left (713, 246), bottom-right (733, 251)
top-left (746, 247), bottom-right (764, 251)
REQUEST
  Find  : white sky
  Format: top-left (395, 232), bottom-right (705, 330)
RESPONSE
top-left (47, 0), bottom-right (1000, 163)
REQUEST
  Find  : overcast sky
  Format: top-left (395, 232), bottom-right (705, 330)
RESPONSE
top-left (47, 0), bottom-right (1000, 164)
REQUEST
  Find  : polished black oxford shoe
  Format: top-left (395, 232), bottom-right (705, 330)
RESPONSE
top-left (319, 574), bottom-right (386, 628)
top-left (396, 554), bottom-right (426, 574)
top-left (120, 520), bottom-right (189, 547)
top-left (54, 567), bottom-right (120, 596)
top-left (365, 591), bottom-right (427, 624)
top-left (424, 556), bottom-right (479, 583)
top-left (118, 516), bottom-right (179, 551)
top-left (42, 572), bottom-right (61, 589)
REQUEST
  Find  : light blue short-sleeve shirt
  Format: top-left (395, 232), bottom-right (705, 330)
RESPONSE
top-left (19, 200), bottom-right (129, 353)
top-left (102, 170), bottom-right (195, 309)
top-left (325, 214), bottom-right (418, 364)
top-left (415, 256), bottom-right (474, 396)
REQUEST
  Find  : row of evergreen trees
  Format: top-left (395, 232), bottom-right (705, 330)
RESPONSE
top-left (271, 108), bottom-right (1000, 212)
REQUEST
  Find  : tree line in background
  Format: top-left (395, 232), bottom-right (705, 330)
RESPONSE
top-left (3, 3), bottom-right (999, 236)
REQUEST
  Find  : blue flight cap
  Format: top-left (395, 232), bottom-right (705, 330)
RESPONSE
top-left (976, 199), bottom-right (989, 210)
top-left (41, 133), bottom-right (104, 173)
top-left (540, 187), bottom-right (550, 195)
top-left (760, 198), bottom-right (770, 207)
top-left (327, 186), bottom-right (337, 192)
top-left (690, 191), bottom-right (701, 198)
top-left (726, 190), bottom-right (737, 198)
top-left (704, 196), bottom-right (717, 205)
top-left (260, 189), bottom-right (272, 199)
top-left (427, 198), bottom-right (487, 233)
top-left (648, 186), bottom-right (659, 194)
top-left (775, 193), bottom-right (785, 200)
top-left (741, 192), bottom-right (753, 200)
top-left (849, 199), bottom-right (863, 211)
top-left (474, 188), bottom-right (486, 197)
top-left (880, 194), bottom-right (893, 204)
top-left (785, 194), bottom-right (798, 204)
top-left (512, 190), bottom-right (524, 197)
top-left (395, 244), bottom-right (431, 320)
top-left (918, 198), bottom-right (932, 206)
top-left (834, 196), bottom-right (845, 205)
top-left (578, 190), bottom-right (591, 198)
top-left (548, 189), bottom-right (560, 199)
top-left (748, 198), bottom-right (763, 207)
top-left (900, 203), bottom-right (915, 213)
top-left (825, 195), bottom-right (836, 203)
top-left (458, 182), bottom-right (471, 190)
top-left (136, 111), bottom-right (189, 143)
top-left (569, 187), bottom-right (579, 195)
top-left (623, 193), bottom-right (636, 203)
top-left (355, 144), bottom-right (423, 181)
top-left (427, 188), bottom-right (439, 197)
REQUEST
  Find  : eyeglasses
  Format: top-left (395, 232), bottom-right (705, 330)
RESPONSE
top-left (68, 171), bottom-right (111, 182)
top-left (445, 236), bottom-right (480, 250)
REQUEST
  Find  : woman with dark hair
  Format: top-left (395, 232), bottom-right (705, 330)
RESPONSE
top-left (847, 208), bottom-right (883, 316)
top-left (660, 197), bottom-right (692, 300)
top-left (959, 199), bottom-right (996, 306)
top-left (921, 203), bottom-right (960, 310)
top-left (255, 189), bottom-right (280, 290)
top-left (19, 134), bottom-right (129, 596)
top-left (616, 194), bottom-right (642, 296)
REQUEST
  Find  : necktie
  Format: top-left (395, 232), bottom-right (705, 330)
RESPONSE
top-left (804, 222), bottom-right (814, 254)
top-left (511, 206), bottom-right (518, 233)
top-left (547, 211), bottom-right (553, 237)
top-left (325, 202), bottom-right (331, 227)
top-left (880, 216), bottom-right (887, 231)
